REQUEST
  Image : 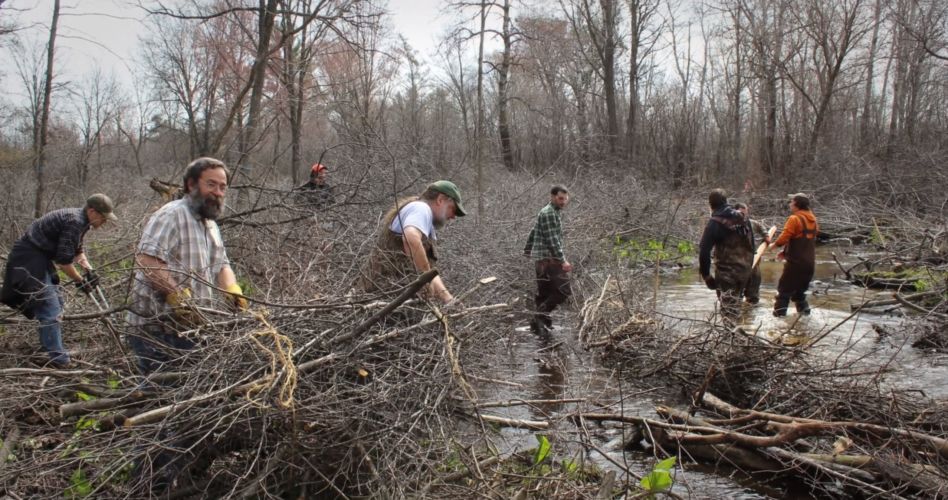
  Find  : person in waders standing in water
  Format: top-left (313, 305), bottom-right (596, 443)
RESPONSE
top-left (698, 189), bottom-right (754, 318)
top-left (767, 193), bottom-right (819, 317)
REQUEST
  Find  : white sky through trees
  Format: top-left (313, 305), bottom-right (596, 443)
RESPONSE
top-left (0, 0), bottom-right (454, 105)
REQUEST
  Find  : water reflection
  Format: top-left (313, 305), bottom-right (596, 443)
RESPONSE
top-left (529, 329), bottom-right (568, 419)
top-left (659, 242), bottom-right (948, 398)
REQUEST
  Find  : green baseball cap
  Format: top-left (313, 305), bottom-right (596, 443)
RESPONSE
top-left (428, 180), bottom-right (466, 216)
top-left (86, 193), bottom-right (118, 221)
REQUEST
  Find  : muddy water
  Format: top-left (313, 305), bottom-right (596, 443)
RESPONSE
top-left (477, 242), bottom-right (947, 498)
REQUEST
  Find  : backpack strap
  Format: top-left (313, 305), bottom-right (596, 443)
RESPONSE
top-left (711, 215), bottom-right (739, 230)
top-left (794, 214), bottom-right (815, 238)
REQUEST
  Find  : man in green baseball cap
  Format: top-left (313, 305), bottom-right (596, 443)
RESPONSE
top-left (1, 194), bottom-right (117, 367)
top-left (426, 180), bottom-right (467, 217)
top-left (357, 180), bottom-right (465, 303)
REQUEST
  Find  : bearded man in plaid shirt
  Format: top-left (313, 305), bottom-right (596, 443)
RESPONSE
top-left (524, 185), bottom-right (572, 334)
top-left (126, 157), bottom-right (249, 375)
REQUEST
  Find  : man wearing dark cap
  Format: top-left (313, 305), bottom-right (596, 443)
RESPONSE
top-left (767, 193), bottom-right (819, 316)
top-left (1, 194), bottom-right (117, 367)
top-left (358, 180), bottom-right (465, 304)
top-left (295, 163), bottom-right (334, 208)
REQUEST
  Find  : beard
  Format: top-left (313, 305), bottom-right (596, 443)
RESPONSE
top-left (432, 205), bottom-right (451, 229)
top-left (188, 190), bottom-right (223, 220)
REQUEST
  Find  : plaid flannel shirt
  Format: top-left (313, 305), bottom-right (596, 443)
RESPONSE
top-left (127, 199), bottom-right (230, 326)
top-left (24, 208), bottom-right (90, 265)
top-left (524, 203), bottom-right (565, 261)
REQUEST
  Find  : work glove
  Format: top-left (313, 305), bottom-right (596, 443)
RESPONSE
top-left (166, 288), bottom-right (203, 327)
top-left (84, 270), bottom-right (101, 288)
top-left (703, 275), bottom-right (717, 290)
top-left (75, 277), bottom-right (96, 295)
top-left (225, 283), bottom-right (249, 311)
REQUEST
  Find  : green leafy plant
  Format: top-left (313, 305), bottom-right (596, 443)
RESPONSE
top-left (237, 277), bottom-right (255, 297)
top-left (612, 237), bottom-right (693, 265)
top-left (533, 434), bottom-right (552, 465)
top-left (640, 456), bottom-right (676, 497)
top-left (75, 416), bottom-right (100, 432)
top-left (65, 466), bottom-right (92, 498)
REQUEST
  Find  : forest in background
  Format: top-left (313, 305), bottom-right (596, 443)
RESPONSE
top-left (1, 2), bottom-right (948, 498)
top-left (0, 0), bottom-right (945, 222)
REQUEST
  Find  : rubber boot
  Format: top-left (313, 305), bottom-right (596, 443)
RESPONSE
top-left (532, 313), bottom-right (551, 334)
top-left (795, 299), bottom-right (811, 315)
top-left (773, 296), bottom-right (790, 317)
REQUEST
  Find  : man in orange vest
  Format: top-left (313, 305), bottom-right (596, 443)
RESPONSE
top-left (767, 193), bottom-right (819, 316)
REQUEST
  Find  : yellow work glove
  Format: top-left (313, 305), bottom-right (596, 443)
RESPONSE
top-left (166, 287), bottom-right (203, 327)
top-left (225, 283), bottom-right (249, 311)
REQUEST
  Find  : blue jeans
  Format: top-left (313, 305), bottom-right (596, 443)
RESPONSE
top-left (34, 272), bottom-right (68, 364)
top-left (126, 323), bottom-right (196, 375)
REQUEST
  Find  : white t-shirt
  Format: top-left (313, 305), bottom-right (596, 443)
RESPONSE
top-left (389, 201), bottom-right (437, 240)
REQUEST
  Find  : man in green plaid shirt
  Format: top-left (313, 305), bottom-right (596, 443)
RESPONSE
top-left (524, 185), bottom-right (572, 333)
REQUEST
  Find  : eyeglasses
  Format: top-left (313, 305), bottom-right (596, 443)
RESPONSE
top-left (202, 179), bottom-right (228, 193)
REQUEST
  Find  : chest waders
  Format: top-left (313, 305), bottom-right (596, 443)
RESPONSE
top-left (357, 198), bottom-right (438, 293)
top-left (775, 214), bottom-right (817, 316)
top-left (709, 216), bottom-right (755, 317)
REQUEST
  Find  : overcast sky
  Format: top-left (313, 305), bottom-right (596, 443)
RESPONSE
top-left (0, 0), bottom-right (459, 103)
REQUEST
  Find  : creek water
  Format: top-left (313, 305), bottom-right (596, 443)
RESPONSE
top-left (476, 242), bottom-right (947, 498)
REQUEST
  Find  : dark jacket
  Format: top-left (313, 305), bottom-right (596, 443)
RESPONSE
top-left (24, 208), bottom-right (91, 265)
top-left (698, 205), bottom-right (754, 285)
top-left (295, 182), bottom-right (333, 208)
top-left (1, 208), bottom-right (88, 316)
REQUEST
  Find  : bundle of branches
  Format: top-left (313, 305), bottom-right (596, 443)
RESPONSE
top-left (577, 276), bottom-right (948, 497)
top-left (0, 270), bottom-right (517, 498)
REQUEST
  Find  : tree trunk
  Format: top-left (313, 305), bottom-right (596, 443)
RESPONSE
top-left (33, 0), bottom-right (60, 218)
top-left (859, 0), bottom-right (883, 146)
top-left (475, 0), bottom-right (488, 221)
top-left (234, 0), bottom-right (280, 189)
top-left (497, 0), bottom-right (515, 172)
top-left (601, 0), bottom-right (619, 155)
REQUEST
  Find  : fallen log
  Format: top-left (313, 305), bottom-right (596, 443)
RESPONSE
top-left (478, 414), bottom-right (549, 430)
top-left (799, 453), bottom-right (946, 492)
top-left (701, 393), bottom-right (948, 460)
top-left (60, 392), bottom-right (150, 418)
top-left (894, 293), bottom-right (948, 318)
top-left (850, 290), bottom-right (940, 311)
top-left (475, 398), bottom-right (587, 409)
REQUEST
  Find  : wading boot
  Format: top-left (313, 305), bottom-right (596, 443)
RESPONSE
top-left (795, 300), bottom-right (811, 315)
top-left (773, 296), bottom-right (790, 317)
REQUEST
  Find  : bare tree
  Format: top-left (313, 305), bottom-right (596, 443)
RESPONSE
top-left (68, 68), bottom-right (121, 192)
top-left (787, 0), bottom-right (872, 161)
top-left (624, 0), bottom-right (662, 160)
top-left (495, 0), bottom-right (516, 172)
top-left (32, 0), bottom-right (59, 217)
top-left (563, 0), bottom-right (622, 155)
top-left (738, 0), bottom-right (790, 178)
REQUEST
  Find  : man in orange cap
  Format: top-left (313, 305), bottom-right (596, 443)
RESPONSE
top-left (295, 163), bottom-right (334, 208)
